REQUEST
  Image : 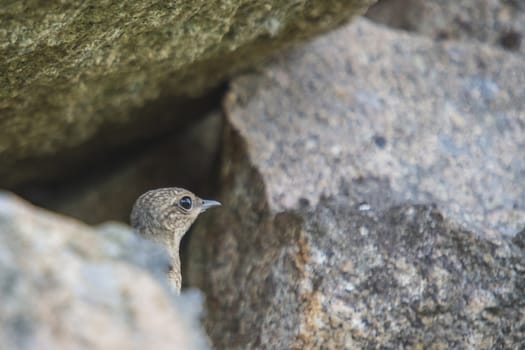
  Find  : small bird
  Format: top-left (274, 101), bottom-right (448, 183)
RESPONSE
top-left (130, 187), bottom-right (221, 293)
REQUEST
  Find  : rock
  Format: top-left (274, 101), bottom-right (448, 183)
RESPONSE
top-left (22, 111), bottom-right (223, 225)
top-left (187, 18), bottom-right (525, 349)
top-left (0, 0), bottom-right (375, 188)
top-left (196, 200), bottom-right (525, 349)
top-left (367, 0), bottom-right (525, 53)
top-left (96, 221), bottom-right (172, 284)
top-left (0, 191), bottom-right (210, 350)
top-left (225, 18), bottom-right (525, 239)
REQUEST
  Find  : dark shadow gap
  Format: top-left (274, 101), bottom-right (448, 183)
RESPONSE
top-left (15, 85), bottom-right (227, 225)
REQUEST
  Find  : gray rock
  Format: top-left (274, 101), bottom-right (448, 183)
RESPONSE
top-left (0, 191), bottom-right (210, 350)
top-left (0, 0), bottom-right (374, 187)
top-left (187, 18), bottom-right (525, 349)
top-left (367, 0), bottom-right (525, 54)
top-left (225, 18), bottom-right (525, 239)
top-left (96, 222), bottom-right (172, 285)
top-left (195, 200), bottom-right (525, 349)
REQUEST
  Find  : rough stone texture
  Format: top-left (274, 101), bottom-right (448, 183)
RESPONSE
top-left (0, 191), bottom-right (210, 350)
top-left (95, 222), bottom-right (172, 284)
top-left (0, 0), bottom-right (374, 188)
top-left (367, 0), bottom-right (525, 54)
top-left (227, 18), bottom-right (525, 239)
top-left (22, 112), bottom-right (223, 225)
top-left (187, 18), bottom-right (525, 349)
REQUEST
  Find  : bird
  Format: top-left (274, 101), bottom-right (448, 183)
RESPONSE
top-left (130, 187), bottom-right (221, 293)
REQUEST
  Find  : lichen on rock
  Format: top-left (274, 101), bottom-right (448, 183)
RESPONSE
top-left (0, 0), bottom-right (374, 187)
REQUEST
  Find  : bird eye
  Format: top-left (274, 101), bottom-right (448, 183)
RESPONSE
top-left (179, 196), bottom-right (192, 210)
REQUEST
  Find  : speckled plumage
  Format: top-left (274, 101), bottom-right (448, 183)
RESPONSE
top-left (130, 187), bottom-right (220, 293)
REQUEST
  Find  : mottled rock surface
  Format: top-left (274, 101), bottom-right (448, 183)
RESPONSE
top-left (0, 192), bottom-right (210, 350)
top-left (187, 18), bottom-right (525, 349)
top-left (0, 0), bottom-right (374, 188)
top-left (367, 0), bottom-right (525, 54)
top-left (226, 18), bottom-right (525, 238)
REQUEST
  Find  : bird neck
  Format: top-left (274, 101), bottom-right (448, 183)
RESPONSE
top-left (168, 254), bottom-right (182, 293)
top-left (167, 233), bottom-right (183, 293)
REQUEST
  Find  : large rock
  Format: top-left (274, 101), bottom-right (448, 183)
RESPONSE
top-left (187, 18), bottom-right (525, 349)
top-left (0, 0), bottom-right (374, 188)
top-left (367, 0), bottom-right (525, 54)
top-left (0, 192), bottom-right (210, 350)
top-left (225, 19), bottom-right (525, 239)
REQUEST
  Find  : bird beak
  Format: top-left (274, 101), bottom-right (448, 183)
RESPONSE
top-left (201, 199), bottom-right (221, 211)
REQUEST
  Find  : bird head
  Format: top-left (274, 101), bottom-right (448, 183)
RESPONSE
top-left (130, 187), bottom-right (221, 246)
